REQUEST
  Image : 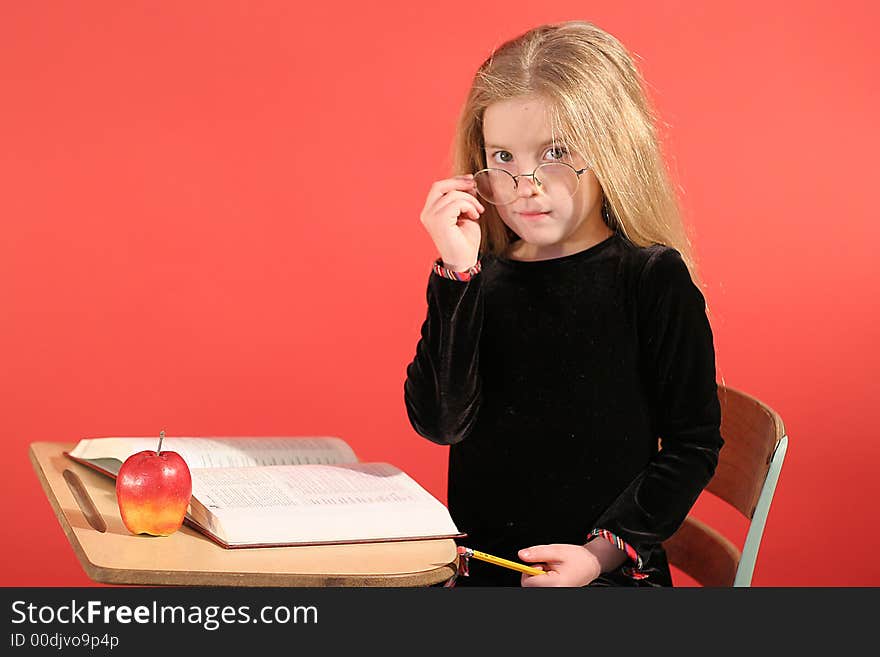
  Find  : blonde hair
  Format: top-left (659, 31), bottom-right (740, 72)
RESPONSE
top-left (451, 20), bottom-right (704, 290)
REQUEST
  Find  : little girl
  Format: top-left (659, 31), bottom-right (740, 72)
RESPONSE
top-left (404, 21), bottom-right (723, 587)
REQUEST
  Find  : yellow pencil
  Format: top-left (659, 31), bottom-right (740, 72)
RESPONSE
top-left (457, 546), bottom-right (546, 576)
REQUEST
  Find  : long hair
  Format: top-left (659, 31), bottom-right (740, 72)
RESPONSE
top-left (451, 21), bottom-right (704, 290)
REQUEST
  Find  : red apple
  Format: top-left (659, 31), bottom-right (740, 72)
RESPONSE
top-left (116, 431), bottom-right (192, 536)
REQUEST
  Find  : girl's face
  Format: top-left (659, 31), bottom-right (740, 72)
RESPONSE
top-left (481, 95), bottom-right (609, 260)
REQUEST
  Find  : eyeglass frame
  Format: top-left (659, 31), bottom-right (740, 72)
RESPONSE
top-left (472, 161), bottom-right (591, 206)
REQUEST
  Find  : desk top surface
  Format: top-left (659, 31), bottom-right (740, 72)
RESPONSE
top-left (29, 441), bottom-right (458, 587)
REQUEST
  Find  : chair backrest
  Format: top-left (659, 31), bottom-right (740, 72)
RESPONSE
top-left (662, 385), bottom-right (787, 586)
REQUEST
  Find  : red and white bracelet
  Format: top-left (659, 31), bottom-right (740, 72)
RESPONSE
top-left (432, 259), bottom-right (482, 282)
top-left (586, 528), bottom-right (650, 580)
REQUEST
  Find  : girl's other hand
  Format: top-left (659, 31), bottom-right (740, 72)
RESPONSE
top-left (419, 175), bottom-right (485, 272)
top-left (517, 544), bottom-right (602, 587)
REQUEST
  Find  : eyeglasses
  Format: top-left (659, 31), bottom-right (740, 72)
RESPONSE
top-left (472, 162), bottom-right (590, 206)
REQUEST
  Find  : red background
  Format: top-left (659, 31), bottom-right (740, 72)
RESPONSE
top-left (2, 1), bottom-right (877, 586)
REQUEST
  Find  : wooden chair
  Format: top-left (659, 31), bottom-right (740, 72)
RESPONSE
top-left (662, 385), bottom-right (788, 587)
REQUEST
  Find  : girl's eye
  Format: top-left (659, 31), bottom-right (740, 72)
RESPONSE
top-left (488, 146), bottom-right (568, 164)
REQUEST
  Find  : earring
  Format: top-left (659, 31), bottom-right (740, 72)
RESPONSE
top-left (602, 198), bottom-right (613, 224)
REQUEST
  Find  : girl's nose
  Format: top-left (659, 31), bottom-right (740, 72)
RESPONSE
top-left (516, 175), bottom-right (540, 196)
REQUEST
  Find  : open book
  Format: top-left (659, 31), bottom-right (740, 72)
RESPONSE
top-left (65, 436), bottom-right (464, 549)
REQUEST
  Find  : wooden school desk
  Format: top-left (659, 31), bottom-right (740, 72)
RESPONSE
top-left (29, 442), bottom-right (459, 587)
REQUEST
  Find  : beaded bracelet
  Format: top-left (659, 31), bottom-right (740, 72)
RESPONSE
top-left (586, 528), bottom-right (650, 580)
top-left (432, 258), bottom-right (482, 282)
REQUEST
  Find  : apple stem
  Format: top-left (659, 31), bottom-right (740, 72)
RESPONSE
top-left (157, 430), bottom-right (165, 455)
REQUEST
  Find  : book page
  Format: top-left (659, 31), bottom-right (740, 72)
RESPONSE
top-left (188, 463), bottom-right (461, 546)
top-left (67, 436), bottom-right (358, 470)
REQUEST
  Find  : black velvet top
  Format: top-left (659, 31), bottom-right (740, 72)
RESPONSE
top-left (404, 232), bottom-right (723, 586)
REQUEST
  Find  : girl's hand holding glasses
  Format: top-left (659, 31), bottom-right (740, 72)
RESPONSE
top-left (419, 174), bottom-right (485, 273)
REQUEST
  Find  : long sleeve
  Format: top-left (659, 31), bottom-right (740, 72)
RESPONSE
top-left (403, 269), bottom-right (484, 445)
top-left (591, 247), bottom-right (724, 566)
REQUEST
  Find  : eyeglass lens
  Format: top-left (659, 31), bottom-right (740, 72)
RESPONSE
top-left (473, 163), bottom-right (580, 205)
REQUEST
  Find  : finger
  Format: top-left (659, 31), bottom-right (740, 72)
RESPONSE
top-left (425, 176), bottom-right (475, 208)
top-left (436, 198), bottom-right (478, 224)
top-left (424, 177), bottom-right (479, 210)
top-left (518, 545), bottom-right (556, 563)
top-left (434, 195), bottom-right (482, 223)
top-left (521, 568), bottom-right (559, 587)
top-left (521, 569), bottom-right (543, 587)
top-left (430, 190), bottom-right (485, 217)
top-left (521, 573), bottom-right (537, 587)
top-left (463, 188), bottom-right (486, 207)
